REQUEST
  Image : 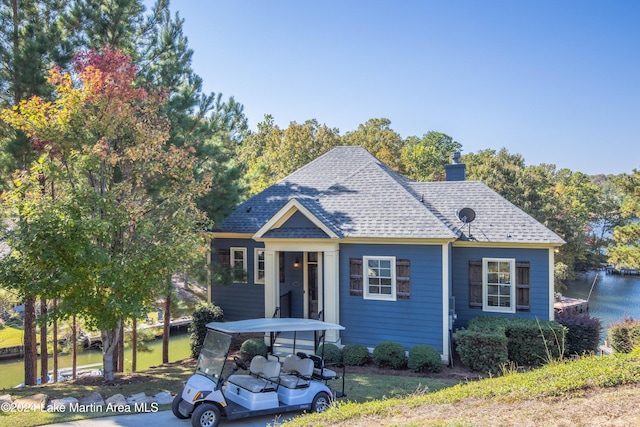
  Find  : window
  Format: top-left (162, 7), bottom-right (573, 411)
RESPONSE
top-left (254, 249), bottom-right (265, 284)
top-left (350, 257), bottom-right (410, 299)
top-left (230, 247), bottom-right (247, 283)
top-left (483, 258), bottom-right (515, 313)
top-left (469, 259), bottom-right (530, 312)
top-left (363, 256), bottom-right (396, 301)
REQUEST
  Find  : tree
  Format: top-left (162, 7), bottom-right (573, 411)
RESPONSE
top-left (342, 118), bottom-right (403, 172)
top-left (608, 169), bottom-right (640, 269)
top-left (237, 116), bottom-right (340, 196)
top-left (401, 131), bottom-right (461, 181)
top-left (1, 48), bottom-right (208, 381)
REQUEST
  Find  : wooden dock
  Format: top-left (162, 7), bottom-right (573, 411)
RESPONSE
top-left (554, 295), bottom-right (589, 313)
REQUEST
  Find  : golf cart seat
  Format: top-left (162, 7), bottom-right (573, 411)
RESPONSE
top-left (227, 355), bottom-right (280, 393)
top-left (297, 352), bottom-right (338, 380)
top-left (279, 355), bottom-right (314, 389)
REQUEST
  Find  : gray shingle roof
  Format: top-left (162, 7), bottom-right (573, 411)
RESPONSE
top-left (218, 146), bottom-right (564, 244)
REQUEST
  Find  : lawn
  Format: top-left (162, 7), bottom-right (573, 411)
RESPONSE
top-left (0, 359), bottom-right (460, 427)
top-left (0, 326), bottom-right (25, 348)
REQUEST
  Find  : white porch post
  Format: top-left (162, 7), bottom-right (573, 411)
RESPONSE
top-left (264, 249), bottom-right (280, 318)
top-left (323, 249), bottom-right (340, 342)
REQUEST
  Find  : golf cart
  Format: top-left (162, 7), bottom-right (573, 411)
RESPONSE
top-left (172, 318), bottom-right (346, 427)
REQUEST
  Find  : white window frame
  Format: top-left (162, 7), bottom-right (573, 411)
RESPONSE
top-left (363, 256), bottom-right (396, 301)
top-left (254, 248), bottom-right (265, 284)
top-left (482, 258), bottom-right (516, 313)
top-left (230, 247), bottom-right (247, 283)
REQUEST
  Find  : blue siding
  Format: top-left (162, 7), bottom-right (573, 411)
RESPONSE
top-left (451, 247), bottom-right (551, 328)
top-left (281, 211), bottom-right (318, 229)
top-left (339, 244), bottom-right (444, 353)
top-left (211, 238), bottom-right (265, 320)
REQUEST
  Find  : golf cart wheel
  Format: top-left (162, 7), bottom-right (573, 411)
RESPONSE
top-left (172, 394), bottom-right (188, 419)
top-left (311, 391), bottom-right (331, 412)
top-left (191, 402), bottom-right (221, 427)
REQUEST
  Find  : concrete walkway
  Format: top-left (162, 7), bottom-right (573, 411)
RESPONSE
top-left (44, 409), bottom-right (300, 427)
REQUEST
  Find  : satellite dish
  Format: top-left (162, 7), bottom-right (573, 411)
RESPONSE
top-left (457, 207), bottom-right (476, 224)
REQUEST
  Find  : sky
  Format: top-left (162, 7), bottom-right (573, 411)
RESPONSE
top-left (162, 0), bottom-right (639, 176)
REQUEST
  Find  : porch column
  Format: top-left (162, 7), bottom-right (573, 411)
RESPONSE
top-left (323, 249), bottom-right (340, 342)
top-left (264, 249), bottom-right (280, 318)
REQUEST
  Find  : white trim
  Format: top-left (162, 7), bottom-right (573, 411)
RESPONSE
top-left (230, 247), bottom-right (247, 283)
top-left (264, 250), bottom-right (279, 318)
top-left (323, 250), bottom-right (340, 342)
top-left (258, 240), bottom-right (339, 253)
top-left (482, 258), bottom-right (516, 313)
top-left (211, 232), bottom-right (254, 239)
top-left (253, 198), bottom-right (339, 239)
top-left (549, 248), bottom-right (555, 320)
top-left (254, 248), bottom-right (265, 284)
top-left (362, 256), bottom-right (397, 301)
top-left (442, 244), bottom-right (450, 364)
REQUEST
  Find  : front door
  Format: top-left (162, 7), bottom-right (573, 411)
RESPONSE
top-left (305, 252), bottom-right (322, 319)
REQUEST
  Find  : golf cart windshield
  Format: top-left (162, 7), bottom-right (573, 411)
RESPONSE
top-left (195, 330), bottom-right (232, 382)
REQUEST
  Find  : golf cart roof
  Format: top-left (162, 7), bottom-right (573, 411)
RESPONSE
top-left (205, 318), bottom-right (345, 334)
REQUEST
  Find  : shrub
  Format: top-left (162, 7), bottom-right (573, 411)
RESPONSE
top-left (188, 302), bottom-right (224, 358)
top-left (608, 318), bottom-right (640, 353)
top-left (456, 328), bottom-right (508, 374)
top-left (408, 344), bottom-right (443, 373)
top-left (373, 341), bottom-right (405, 369)
top-left (467, 316), bottom-right (565, 366)
top-left (240, 338), bottom-right (268, 359)
top-left (342, 344), bottom-right (370, 366)
top-left (555, 310), bottom-right (602, 356)
top-left (316, 343), bottom-right (342, 364)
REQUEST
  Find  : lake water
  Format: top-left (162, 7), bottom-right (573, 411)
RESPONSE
top-left (564, 270), bottom-right (640, 338)
top-left (0, 332), bottom-right (192, 390)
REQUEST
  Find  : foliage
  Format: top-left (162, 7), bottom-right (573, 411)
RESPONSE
top-left (608, 169), bottom-right (640, 269)
top-left (0, 48), bottom-right (210, 381)
top-left (372, 341), bottom-right (406, 369)
top-left (237, 116), bottom-right (340, 196)
top-left (455, 328), bottom-right (508, 374)
top-left (608, 317), bottom-right (640, 353)
top-left (465, 316), bottom-right (565, 367)
top-left (401, 132), bottom-right (462, 181)
top-left (188, 302), bottom-right (223, 358)
top-left (239, 338), bottom-right (268, 360)
top-left (407, 344), bottom-right (443, 373)
top-left (342, 118), bottom-right (404, 172)
top-left (124, 327), bottom-right (156, 352)
top-left (555, 310), bottom-right (602, 356)
top-left (341, 344), bottom-right (370, 366)
top-left (316, 343), bottom-right (342, 365)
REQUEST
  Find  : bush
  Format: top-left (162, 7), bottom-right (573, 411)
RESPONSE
top-left (608, 318), bottom-right (640, 353)
top-left (467, 316), bottom-right (565, 366)
top-left (240, 338), bottom-right (268, 359)
top-left (408, 344), bottom-right (443, 373)
top-left (342, 344), bottom-right (370, 366)
top-left (316, 343), bottom-right (342, 364)
top-left (456, 328), bottom-right (508, 374)
top-left (188, 302), bottom-right (224, 358)
top-left (372, 341), bottom-right (405, 369)
top-left (555, 310), bottom-right (602, 356)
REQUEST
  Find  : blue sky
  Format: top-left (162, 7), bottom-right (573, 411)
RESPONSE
top-left (164, 1), bottom-right (639, 176)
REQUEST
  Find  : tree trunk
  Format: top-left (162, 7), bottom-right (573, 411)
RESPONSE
top-left (40, 296), bottom-right (48, 384)
top-left (163, 292), bottom-right (171, 364)
top-left (52, 299), bottom-right (58, 383)
top-left (132, 317), bottom-right (137, 372)
top-left (117, 320), bottom-right (124, 372)
top-left (23, 295), bottom-right (37, 386)
top-left (72, 316), bottom-right (77, 379)
top-left (101, 321), bottom-right (121, 382)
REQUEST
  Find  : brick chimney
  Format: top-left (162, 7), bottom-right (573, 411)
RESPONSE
top-left (444, 152), bottom-right (466, 181)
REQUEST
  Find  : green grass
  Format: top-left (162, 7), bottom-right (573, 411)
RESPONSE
top-left (283, 349), bottom-right (640, 426)
top-left (0, 360), bottom-right (457, 427)
top-left (0, 361), bottom-right (194, 427)
top-left (0, 326), bottom-right (25, 348)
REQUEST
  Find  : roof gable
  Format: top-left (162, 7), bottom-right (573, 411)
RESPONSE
top-left (253, 198), bottom-right (339, 239)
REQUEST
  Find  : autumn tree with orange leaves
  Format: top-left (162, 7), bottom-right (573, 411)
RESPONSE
top-left (0, 47), bottom-right (209, 381)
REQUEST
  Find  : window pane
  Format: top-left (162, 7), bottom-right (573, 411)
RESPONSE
top-left (380, 260), bottom-right (391, 269)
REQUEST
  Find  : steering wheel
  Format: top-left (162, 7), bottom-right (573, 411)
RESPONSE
top-left (233, 356), bottom-right (248, 371)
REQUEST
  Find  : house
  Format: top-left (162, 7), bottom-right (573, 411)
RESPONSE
top-left (210, 147), bottom-right (564, 362)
